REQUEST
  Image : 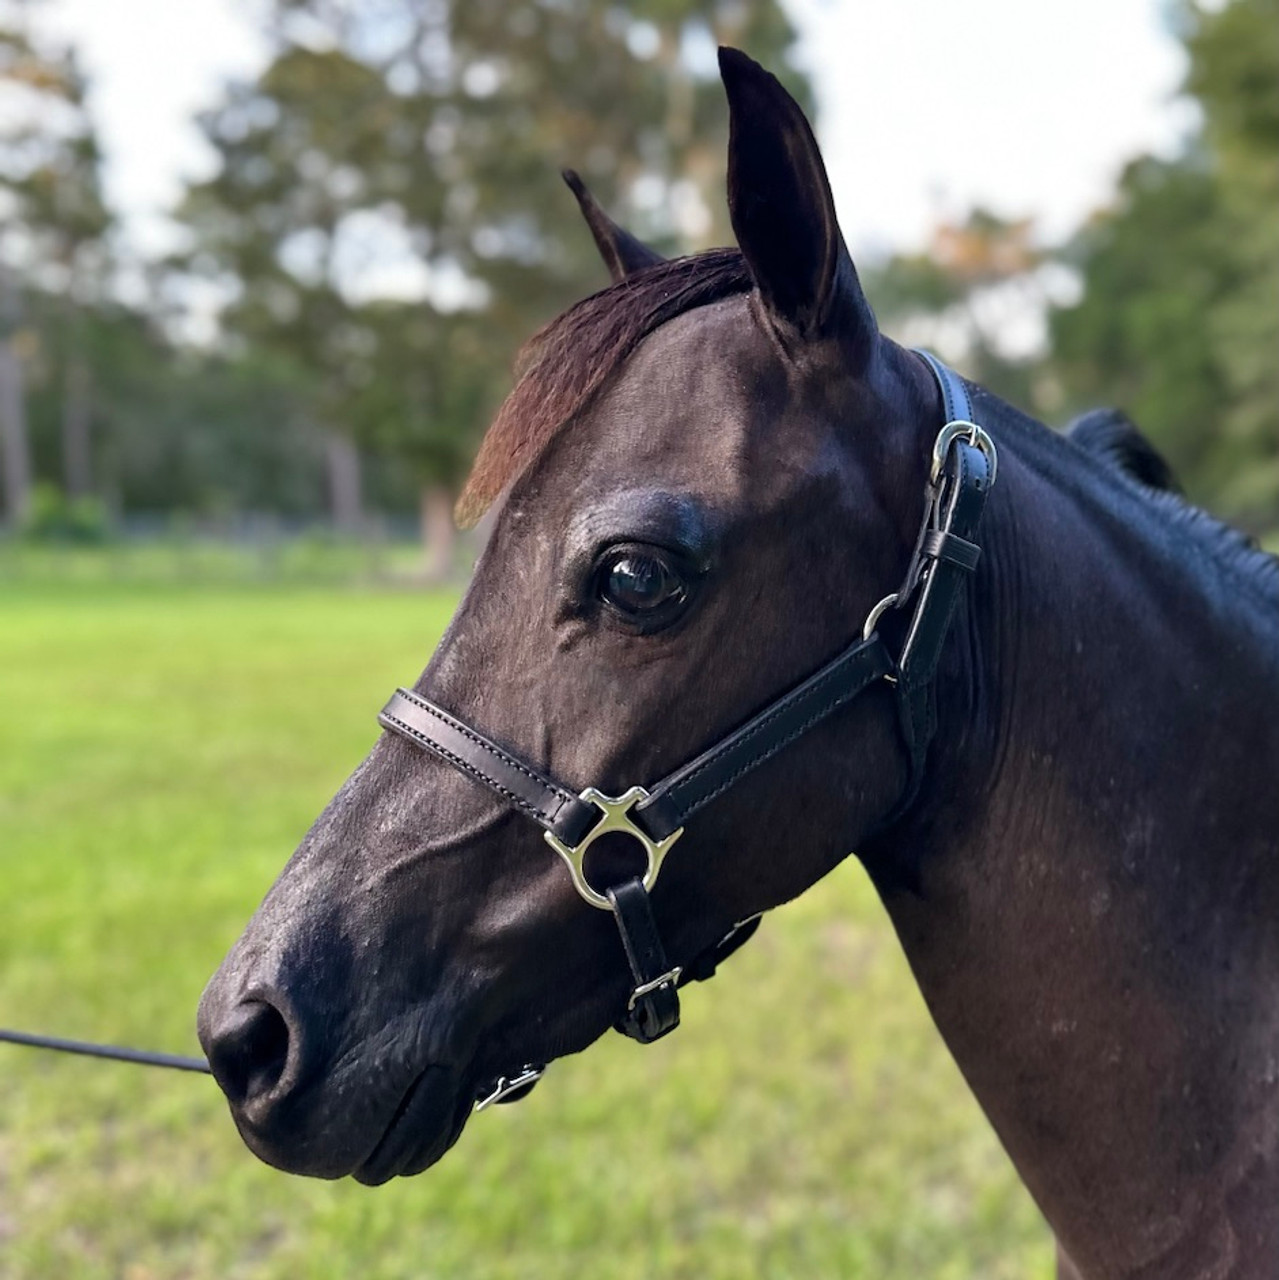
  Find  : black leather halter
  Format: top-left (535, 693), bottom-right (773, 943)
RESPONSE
top-left (378, 352), bottom-right (995, 1076)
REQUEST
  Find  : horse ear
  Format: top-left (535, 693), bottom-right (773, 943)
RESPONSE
top-left (718, 48), bottom-right (875, 350)
top-left (562, 170), bottom-right (666, 283)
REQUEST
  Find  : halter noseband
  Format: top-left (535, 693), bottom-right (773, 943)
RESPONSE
top-left (377, 352), bottom-right (995, 1098)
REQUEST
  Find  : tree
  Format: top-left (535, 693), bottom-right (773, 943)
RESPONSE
top-left (1051, 0), bottom-right (1279, 526)
top-left (176, 0), bottom-right (811, 570)
top-left (1183, 0), bottom-right (1279, 518)
top-left (0, 3), bottom-right (111, 527)
top-left (863, 209), bottom-right (1053, 416)
top-left (1050, 156), bottom-right (1239, 495)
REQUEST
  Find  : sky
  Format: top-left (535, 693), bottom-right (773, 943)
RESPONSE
top-left (41, 0), bottom-right (1193, 266)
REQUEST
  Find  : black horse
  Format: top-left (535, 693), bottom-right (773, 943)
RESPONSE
top-left (199, 49), bottom-right (1279, 1280)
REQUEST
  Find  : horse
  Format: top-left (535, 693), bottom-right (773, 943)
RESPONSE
top-left (197, 48), bottom-right (1279, 1280)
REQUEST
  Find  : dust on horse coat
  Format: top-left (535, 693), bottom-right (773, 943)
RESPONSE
top-left (198, 47), bottom-right (1279, 1280)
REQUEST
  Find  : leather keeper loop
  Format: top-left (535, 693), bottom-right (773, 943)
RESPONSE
top-left (922, 529), bottom-right (981, 572)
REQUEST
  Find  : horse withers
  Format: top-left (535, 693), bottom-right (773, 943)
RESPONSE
top-left (198, 48), bottom-right (1279, 1280)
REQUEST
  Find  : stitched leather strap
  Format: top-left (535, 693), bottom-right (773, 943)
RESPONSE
top-left (900, 442), bottom-right (990, 696)
top-left (378, 688), bottom-right (599, 846)
top-left (916, 348), bottom-right (973, 424)
top-left (894, 438), bottom-right (991, 803)
top-left (632, 632), bottom-right (894, 842)
top-left (871, 352), bottom-right (990, 811)
top-left (678, 914), bottom-right (762, 986)
top-left (382, 637), bottom-right (894, 851)
top-left (607, 878), bottom-right (681, 1042)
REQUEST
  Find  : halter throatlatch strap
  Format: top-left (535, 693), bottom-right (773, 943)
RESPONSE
top-left (677, 912), bottom-right (762, 985)
top-left (376, 350), bottom-right (994, 1052)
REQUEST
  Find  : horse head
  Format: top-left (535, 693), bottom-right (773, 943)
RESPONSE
top-left (197, 49), bottom-right (961, 1185)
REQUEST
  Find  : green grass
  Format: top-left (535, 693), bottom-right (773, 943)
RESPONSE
top-left (0, 576), bottom-right (1053, 1279)
top-left (0, 536), bottom-right (431, 587)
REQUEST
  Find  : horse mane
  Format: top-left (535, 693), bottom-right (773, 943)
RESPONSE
top-left (1053, 403), bottom-right (1279, 600)
top-left (456, 248), bottom-right (754, 527)
top-left (1066, 408), bottom-right (1182, 494)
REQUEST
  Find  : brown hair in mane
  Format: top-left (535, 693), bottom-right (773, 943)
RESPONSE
top-left (456, 248), bottom-right (753, 527)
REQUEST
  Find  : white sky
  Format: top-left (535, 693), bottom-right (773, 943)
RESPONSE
top-left (42, 0), bottom-right (1192, 266)
top-left (789, 0), bottom-right (1192, 255)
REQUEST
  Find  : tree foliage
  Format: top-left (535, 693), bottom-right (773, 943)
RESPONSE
top-left (864, 209), bottom-right (1050, 414)
top-left (865, 0), bottom-right (1277, 531)
top-left (176, 0), bottom-right (811, 525)
top-left (1052, 0), bottom-right (1279, 525)
top-left (0, 3), bottom-right (112, 524)
top-left (0, 11), bottom-right (109, 287)
top-left (5, 0), bottom-right (1273, 540)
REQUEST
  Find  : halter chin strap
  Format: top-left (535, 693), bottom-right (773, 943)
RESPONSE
top-left (378, 351), bottom-right (995, 1052)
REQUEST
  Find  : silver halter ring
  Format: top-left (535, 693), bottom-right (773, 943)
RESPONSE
top-left (543, 787), bottom-right (684, 911)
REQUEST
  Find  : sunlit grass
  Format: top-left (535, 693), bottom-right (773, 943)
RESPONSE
top-left (0, 577), bottom-right (1053, 1279)
top-left (0, 535), bottom-right (430, 587)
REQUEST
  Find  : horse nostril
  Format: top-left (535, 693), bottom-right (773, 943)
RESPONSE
top-left (204, 999), bottom-right (293, 1107)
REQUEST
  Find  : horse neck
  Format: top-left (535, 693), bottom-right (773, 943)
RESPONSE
top-left (863, 390), bottom-right (1279, 1279)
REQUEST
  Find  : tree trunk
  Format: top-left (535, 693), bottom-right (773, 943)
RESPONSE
top-left (325, 432), bottom-right (363, 535)
top-left (419, 483), bottom-right (456, 582)
top-left (0, 340), bottom-right (31, 529)
top-left (0, 265), bottom-right (31, 528)
top-left (62, 356), bottom-right (93, 497)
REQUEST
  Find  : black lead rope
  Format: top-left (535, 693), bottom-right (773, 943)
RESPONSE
top-left (0, 1027), bottom-right (210, 1073)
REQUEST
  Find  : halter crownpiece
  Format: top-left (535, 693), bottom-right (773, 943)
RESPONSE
top-left (378, 351), bottom-right (995, 1073)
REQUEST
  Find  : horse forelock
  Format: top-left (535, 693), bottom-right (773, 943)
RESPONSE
top-left (455, 248), bottom-right (753, 528)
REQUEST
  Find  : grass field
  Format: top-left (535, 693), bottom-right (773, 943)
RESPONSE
top-left (0, 573), bottom-right (1054, 1279)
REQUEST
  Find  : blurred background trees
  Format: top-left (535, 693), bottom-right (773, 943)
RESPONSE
top-left (1052, 0), bottom-right (1278, 524)
top-left (172, 0), bottom-right (810, 571)
top-left (0, 0), bottom-right (1275, 555)
top-left (0, 6), bottom-right (110, 528)
top-left (868, 0), bottom-right (1278, 531)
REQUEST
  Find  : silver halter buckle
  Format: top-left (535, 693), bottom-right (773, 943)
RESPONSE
top-left (544, 787), bottom-right (684, 911)
top-left (627, 966), bottom-right (683, 1011)
top-left (930, 420), bottom-right (998, 487)
top-left (861, 420), bottom-right (998, 651)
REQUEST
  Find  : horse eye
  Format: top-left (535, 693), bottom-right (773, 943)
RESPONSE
top-left (598, 549), bottom-right (688, 620)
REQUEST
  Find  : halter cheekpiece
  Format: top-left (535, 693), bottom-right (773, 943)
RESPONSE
top-left (377, 351), bottom-right (996, 1105)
